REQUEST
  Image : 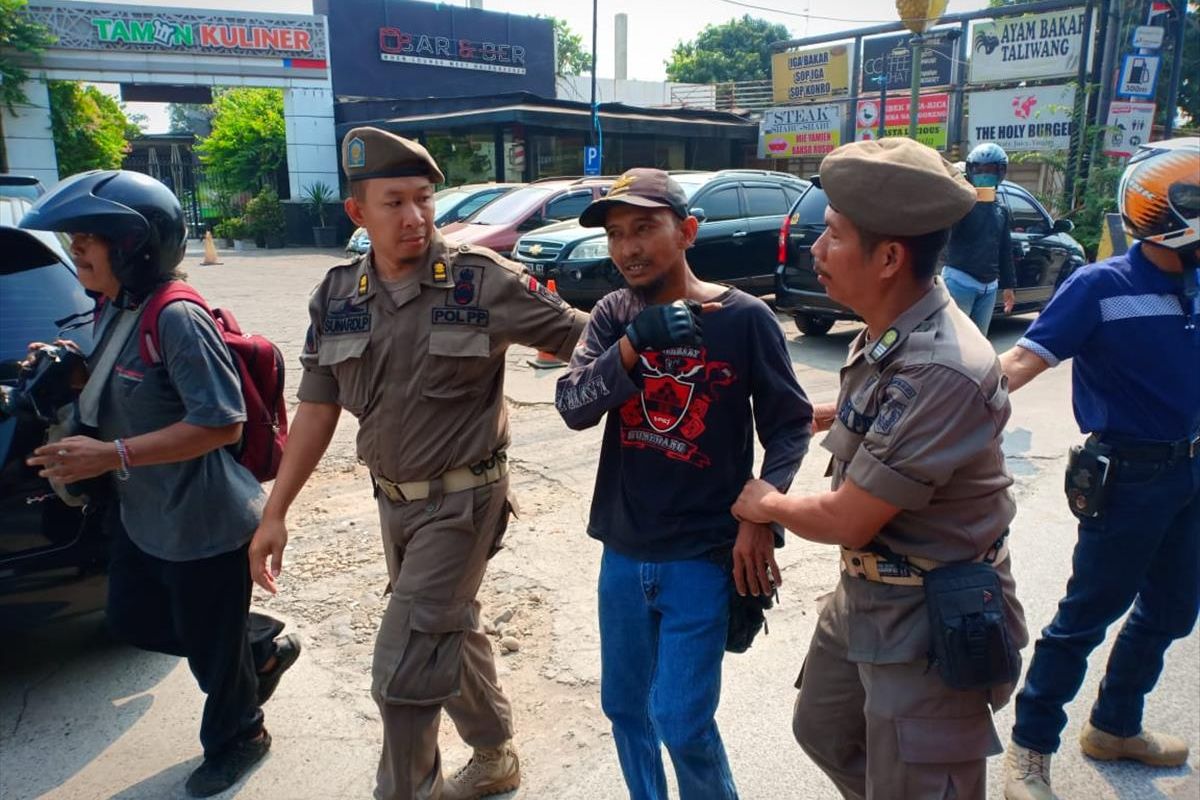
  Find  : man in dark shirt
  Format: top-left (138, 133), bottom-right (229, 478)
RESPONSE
top-left (942, 143), bottom-right (1017, 335)
top-left (555, 168), bottom-right (812, 799)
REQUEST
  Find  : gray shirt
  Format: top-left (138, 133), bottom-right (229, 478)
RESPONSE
top-left (92, 298), bottom-right (263, 561)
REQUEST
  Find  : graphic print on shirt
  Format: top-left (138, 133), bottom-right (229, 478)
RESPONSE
top-left (618, 345), bottom-right (735, 467)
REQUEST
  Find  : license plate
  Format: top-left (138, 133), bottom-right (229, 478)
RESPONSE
top-left (529, 264), bottom-right (545, 276)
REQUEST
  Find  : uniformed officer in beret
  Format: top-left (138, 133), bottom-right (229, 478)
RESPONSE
top-left (732, 137), bottom-right (1029, 799)
top-left (248, 126), bottom-right (587, 800)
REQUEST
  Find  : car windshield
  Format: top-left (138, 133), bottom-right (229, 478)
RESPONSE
top-left (675, 180), bottom-right (707, 200)
top-left (793, 186), bottom-right (829, 226)
top-left (434, 189), bottom-right (470, 217)
top-left (470, 186), bottom-right (554, 225)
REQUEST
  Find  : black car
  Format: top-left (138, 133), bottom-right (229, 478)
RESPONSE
top-left (0, 217), bottom-right (107, 630)
top-left (513, 170), bottom-right (810, 307)
top-left (775, 180), bottom-right (1086, 335)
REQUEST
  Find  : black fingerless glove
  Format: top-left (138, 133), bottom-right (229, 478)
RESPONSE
top-left (625, 300), bottom-right (704, 351)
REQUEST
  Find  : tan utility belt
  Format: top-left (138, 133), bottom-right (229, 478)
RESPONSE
top-left (374, 452), bottom-right (508, 503)
top-left (841, 539), bottom-right (1010, 587)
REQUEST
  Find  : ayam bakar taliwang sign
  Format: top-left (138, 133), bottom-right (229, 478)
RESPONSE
top-left (970, 7), bottom-right (1092, 84)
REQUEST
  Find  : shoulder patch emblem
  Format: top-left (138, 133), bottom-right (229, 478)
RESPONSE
top-left (357, 273), bottom-right (369, 296)
top-left (347, 136), bottom-right (366, 168)
top-left (433, 261), bottom-right (448, 282)
top-left (453, 267), bottom-right (481, 305)
top-left (872, 377), bottom-right (919, 436)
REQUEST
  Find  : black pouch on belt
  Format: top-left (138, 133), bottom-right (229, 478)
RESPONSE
top-left (1064, 441), bottom-right (1113, 519)
top-left (924, 561), bottom-right (1020, 691)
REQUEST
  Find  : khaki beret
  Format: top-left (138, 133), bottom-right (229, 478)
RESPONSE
top-left (341, 126), bottom-right (445, 184)
top-left (815, 138), bottom-right (976, 236)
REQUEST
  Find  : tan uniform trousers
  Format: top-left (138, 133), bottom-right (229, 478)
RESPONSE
top-left (371, 476), bottom-right (515, 800)
top-left (792, 630), bottom-right (1003, 800)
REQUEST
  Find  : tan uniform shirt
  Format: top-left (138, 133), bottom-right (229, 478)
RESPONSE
top-left (297, 233), bottom-right (587, 483)
top-left (816, 281), bottom-right (1027, 664)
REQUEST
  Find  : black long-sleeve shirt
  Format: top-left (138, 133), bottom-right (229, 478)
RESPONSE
top-left (555, 287), bottom-right (813, 562)
top-left (943, 200), bottom-right (1017, 289)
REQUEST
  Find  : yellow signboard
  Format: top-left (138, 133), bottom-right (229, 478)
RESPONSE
top-left (772, 44), bottom-right (852, 104)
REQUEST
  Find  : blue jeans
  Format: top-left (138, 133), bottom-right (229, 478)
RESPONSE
top-left (1012, 449), bottom-right (1200, 754)
top-left (598, 547), bottom-right (738, 800)
top-left (942, 266), bottom-right (999, 335)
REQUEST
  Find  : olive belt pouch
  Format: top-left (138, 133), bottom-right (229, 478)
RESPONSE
top-left (924, 561), bottom-right (1020, 691)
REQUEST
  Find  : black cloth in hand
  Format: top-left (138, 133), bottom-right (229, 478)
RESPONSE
top-left (625, 299), bottom-right (704, 351)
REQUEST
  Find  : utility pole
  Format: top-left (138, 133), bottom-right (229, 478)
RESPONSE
top-left (590, 0), bottom-right (599, 166)
top-left (1163, 0), bottom-right (1186, 137)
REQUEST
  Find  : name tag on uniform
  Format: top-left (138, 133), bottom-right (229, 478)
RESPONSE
top-left (323, 307), bottom-right (371, 335)
top-left (432, 306), bottom-right (490, 326)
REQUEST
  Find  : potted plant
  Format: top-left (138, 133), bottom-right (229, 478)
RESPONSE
top-left (225, 216), bottom-right (257, 251)
top-left (245, 186), bottom-right (286, 249)
top-left (303, 181), bottom-right (339, 247)
top-left (212, 220), bottom-right (235, 248)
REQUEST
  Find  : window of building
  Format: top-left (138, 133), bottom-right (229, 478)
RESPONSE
top-left (530, 132), bottom-right (587, 178)
top-left (423, 129), bottom-right (497, 186)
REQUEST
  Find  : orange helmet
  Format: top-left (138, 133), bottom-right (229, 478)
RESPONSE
top-left (1118, 136), bottom-right (1199, 251)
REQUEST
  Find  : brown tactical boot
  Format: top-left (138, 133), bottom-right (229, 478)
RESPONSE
top-left (441, 741), bottom-right (520, 800)
top-left (1079, 721), bottom-right (1189, 766)
top-left (1004, 742), bottom-right (1058, 800)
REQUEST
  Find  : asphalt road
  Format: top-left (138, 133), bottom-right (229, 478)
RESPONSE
top-left (1, 247), bottom-right (1196, 800)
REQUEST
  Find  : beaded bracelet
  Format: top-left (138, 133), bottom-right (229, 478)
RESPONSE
top-left (114, 439), bottom-right (131, 481)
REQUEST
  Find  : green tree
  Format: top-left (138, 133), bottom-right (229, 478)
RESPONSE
top-left (0, 0), bottom-right (55, 169)
top-left (48, 81), bottom-right (137, 175)
top-left (548, 17), bottom-right (591, 76)
top-left (665, 15), bottom-right (791, 83)
top-left (0, 0), bottom-right (54, 111)
top-left (195, 87), bottom-right (285, 192)
top-left (167, 102), bottom-right (215, 135)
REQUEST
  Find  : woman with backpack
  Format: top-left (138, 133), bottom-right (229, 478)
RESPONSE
top-left (22, 170), bottom-right (299, 798)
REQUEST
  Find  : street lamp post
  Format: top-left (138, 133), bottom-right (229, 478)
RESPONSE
top-left (895, 0), bottom-right (948, 139)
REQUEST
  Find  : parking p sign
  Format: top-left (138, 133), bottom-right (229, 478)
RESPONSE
top-left (583, 145), bottom-right (602, 176)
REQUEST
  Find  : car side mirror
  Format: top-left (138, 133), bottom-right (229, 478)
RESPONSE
top-left (518, 216), bottom-right (544, 232)
top-left (689, 207), bottom-right (706, 223)
top-left (1052, 219), bottom-right (1074, 234)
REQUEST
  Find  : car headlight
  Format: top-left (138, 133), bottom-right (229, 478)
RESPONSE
top-left (567, 238), bottom-right (609, 261)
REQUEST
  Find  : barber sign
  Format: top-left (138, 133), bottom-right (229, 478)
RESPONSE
top-left (969, 7), bottom-right (1094, 84)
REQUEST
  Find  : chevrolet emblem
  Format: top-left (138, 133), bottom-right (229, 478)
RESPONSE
top-left (529, 244), bottom-right (543, 256)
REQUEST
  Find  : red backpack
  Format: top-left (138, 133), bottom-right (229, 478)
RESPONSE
top-left (137, 282), bottom-right (288, 482)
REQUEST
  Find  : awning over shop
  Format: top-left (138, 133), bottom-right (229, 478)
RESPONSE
top-left (334, 92), bottom-right (758, 141)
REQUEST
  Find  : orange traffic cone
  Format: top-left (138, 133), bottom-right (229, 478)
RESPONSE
top-left (527, 278), bottom-right (567, 370)
top-left (201, 230), bottom-right (223, 266)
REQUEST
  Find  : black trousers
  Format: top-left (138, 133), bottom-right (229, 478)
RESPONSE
top-left (105, 509), bottom-right (281, 755)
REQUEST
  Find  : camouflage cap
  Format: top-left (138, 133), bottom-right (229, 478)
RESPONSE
top-left (579, 168), bottom-right (689, 228)
top-left (341, 126), bottom-right (445, 184)
top-left (814, 137), bottom-right (976, 236)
